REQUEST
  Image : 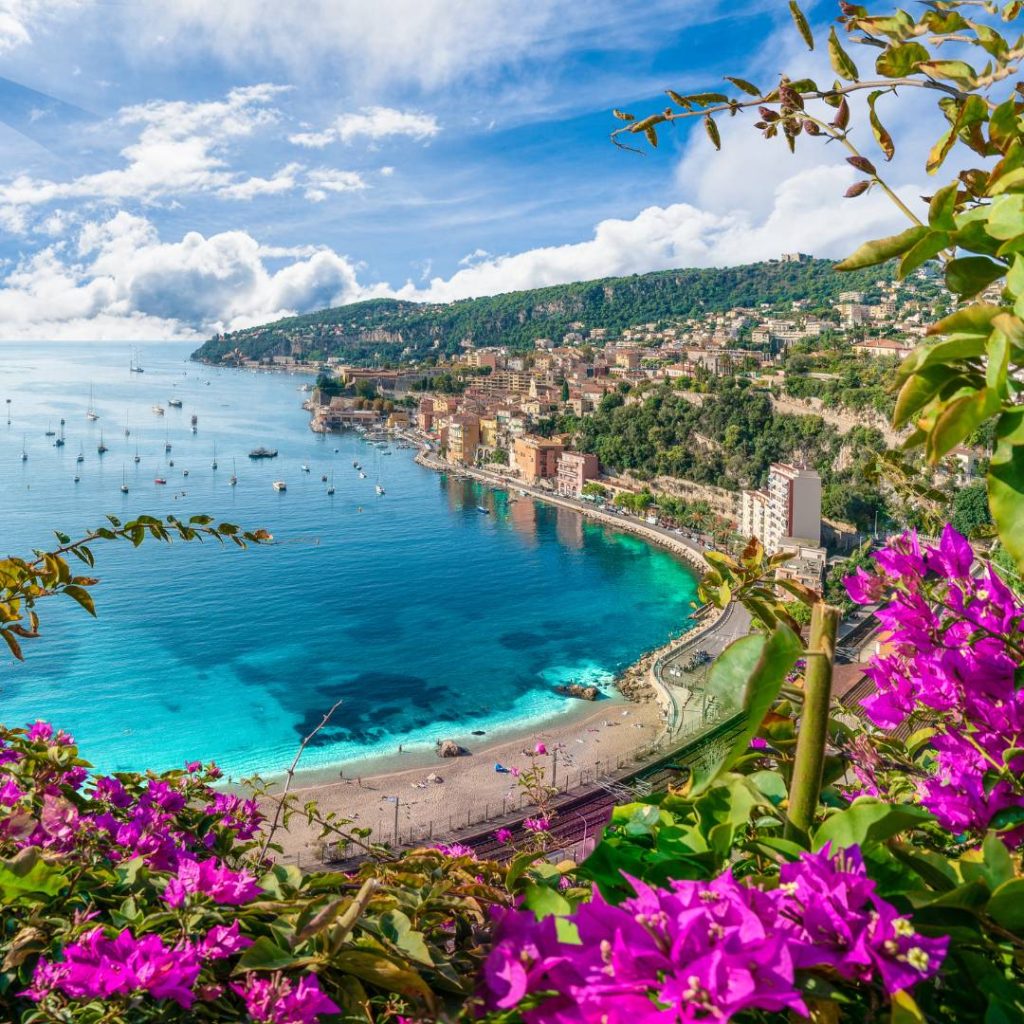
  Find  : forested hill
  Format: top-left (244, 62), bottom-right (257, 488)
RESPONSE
top-left (191, 259), bottom-right (891, 365)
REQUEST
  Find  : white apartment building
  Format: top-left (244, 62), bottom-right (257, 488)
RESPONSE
top-left (740, 463), bottom-right (822, 552)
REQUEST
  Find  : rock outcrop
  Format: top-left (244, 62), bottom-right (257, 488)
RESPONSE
top-left (437, 739), bottom-right (464, 758)
top-left (554, 683), bottom-right (600, 701)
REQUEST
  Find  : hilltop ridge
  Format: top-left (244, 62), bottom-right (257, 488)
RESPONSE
top-left (190, 258), bottom-right (892, 366)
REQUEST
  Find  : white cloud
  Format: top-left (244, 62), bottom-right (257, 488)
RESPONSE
top-left (0, 211), bottom-right (365, 340)
top-left (304, 168), bottom-right (368, 202)
top-left (0, 0), bottom-right (78, 53)
top-left (335, 106), bottom-right (438, 144)
top-left (288, 128), bottom-right (337, 149)
top-left (217, 162), bottom-right (304, 200)
top-left (0, 85), bottom-right (295, 216)
top-left (288, 107), bottom-right (439, 150)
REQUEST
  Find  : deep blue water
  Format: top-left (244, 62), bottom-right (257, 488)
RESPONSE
top-left (0, 343), bottom-right (698, 778)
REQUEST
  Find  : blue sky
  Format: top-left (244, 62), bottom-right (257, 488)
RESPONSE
top-left (0, 1), bottom-right (928, 340)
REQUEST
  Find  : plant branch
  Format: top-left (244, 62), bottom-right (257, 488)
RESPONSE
top-left (258, 698), bottom-right (344, 861)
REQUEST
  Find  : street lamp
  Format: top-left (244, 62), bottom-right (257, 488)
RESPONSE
top-left (383, 795), bottom-right (400, 845)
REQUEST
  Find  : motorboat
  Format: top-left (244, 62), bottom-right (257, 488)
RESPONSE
top-left (272, 480), bottom-right (287, 491)
top-left (168, 398), bottom-right (183, 408)
top-left (249, 447), bottom-right (278, 459)
top-left (153, 405), bottom-right (165, 415)
top-left (154, 477), bottom-right (167, 485)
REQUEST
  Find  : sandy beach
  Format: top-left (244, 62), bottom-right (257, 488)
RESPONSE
top-left (270, 693), bottom-right (665, 864)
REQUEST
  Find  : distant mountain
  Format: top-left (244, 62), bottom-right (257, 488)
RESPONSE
top-left (190, 259), bottom-right (891, 365)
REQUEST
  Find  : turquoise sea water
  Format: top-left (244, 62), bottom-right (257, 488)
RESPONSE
top-left (0, 343), bottom-right (698, 778)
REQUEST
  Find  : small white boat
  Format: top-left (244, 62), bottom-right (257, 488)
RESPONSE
top-left (20, 435), bottom-right (27, 461)
top-left (301, 464), bottom-right (310, 473)
top-left (168, 398), bottom-right (182, 408)
top-left (273, 480), bottom-right (287, 491)
top-left (153, 405), bottom-right (165, 415)
top-left (86, 384), bottom-right (99, 420)
top-left (327, 472), bottom-right (335, 495)
top-left (211, 443), bottom-right (218, 470)
top-left (76, 444), bottom-right (85, 464)
top-left (183, 469), bottom-right (189, 477)
top-left (120, 467), bottom-right (129, 494)
top-left (375, 483), bottom-right (385, 496)
top-left (359, 471), bottom-right (366, 479)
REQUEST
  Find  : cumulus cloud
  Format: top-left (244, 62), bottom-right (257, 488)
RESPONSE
top-left (0, 85), bottom-right (292, 219)
top-left (335, 107), bottom-right (439, 143)
top-left (120, 0), bottom-right (713, 91)
top-left (304, 168), bottom-right (368, 202)
top-left (288, 107), bottom-right (439, 150)
top-left (0, 212), bottom-right (364, 340)
top-left (0, 0), bottom-right (77, 53)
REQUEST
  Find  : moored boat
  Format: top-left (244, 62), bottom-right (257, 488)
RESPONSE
top-left (249, 447), bottom-right (278, 459)
top-left (272, 480), bottom-right (287, 491)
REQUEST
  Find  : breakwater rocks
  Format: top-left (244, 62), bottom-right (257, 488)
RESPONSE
top-left (616, 648), bottom-right (660, 704)
top-left (554, 683), bottom-right (600, 701)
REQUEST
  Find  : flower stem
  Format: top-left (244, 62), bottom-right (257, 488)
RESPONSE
top-left (785, 603), bottom-right (840, 846)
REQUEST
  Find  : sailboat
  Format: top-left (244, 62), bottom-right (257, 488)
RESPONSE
top-left (76, 443), bottom-right (85, 463)
top-left (54, 420), bottom-right (65, 448)
top-left (133, 444), bottom-right (140, 464)
top-left (327, 472), bottom-right (335, 496)
top-left (120, 466), bottom-right (129, 494)
top-left (211, 443), bottom-right (217, 470)
top-left (374, 446), bottom-right (385, 495)
top-left (124, 411), bottom-right (131, 437)
top-left (97, 432), bottom-right (108, 454)
top-left (45, 420), bottom-right (55, 437)
top-left (86, 385), bottom-right (99, 421)
top-left (130, 347), bottom-right (144, 373)
top-left (229, 458), bottom-right (237, 486)
top-left (20, 434), bottom-right (27, 461)
top-left (164, 428), bottom-right (172, 453)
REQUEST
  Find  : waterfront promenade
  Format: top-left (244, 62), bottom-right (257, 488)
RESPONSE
top-left (270, 444), bottom-right (753, 868)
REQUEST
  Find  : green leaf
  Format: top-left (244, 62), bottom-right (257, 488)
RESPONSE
top-left (724, 76), bottom-right (761, 96)
top-left (945, 256), bottom-right (1006, 298)
top-left (62, 584), bottom-right (96, 617)
top-left (237, 936), bottom-right (298, 971)
top-left (917, 60), bottom-right (977, 87)
top-left (867, 90), bottom-right (894, 160)
top-left (788, 1), bottom-right (814, 49)
top-left (703, 115), bottom-right (721, 151)
top-left (927, 182), bottom-right (959, 231)
top-left (523, 882), bottom-right (572, 920)
top-left (811, 799), bottom-right (934, 852)
top-left (893, 366), bottom-right (957, 429)
top-left (985, 194), bottom-right (1024, 241)
top-left (926, 304), bottom-right (1004, 337)
top-left (928, 387), bottom-right (1000, 462)
top-left (876, 41), bottom-right (929, 77)
top-left (927, 126), bottom-right (956, 175)
top-left (828, 27), bottom-right (859, 80)
top-left (836, 226), bottom-right (928, 270)
top-left (334, 950), bottom-right (435, 1002)
top-left (690, 625), bottom-right (802, 794)
top-left (0, 848), bottom-right (69, 901)
top-left (987, 878), bottom-right (1024, 932)
top-left (890, 990), bottom-right (926, 1023)
top-left (899, 230), bottom-right (949, 278)
top-left (378, 910), bottom-right (433, 965)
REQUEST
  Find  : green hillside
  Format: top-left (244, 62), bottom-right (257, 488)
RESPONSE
top-left (190, 258), bottom-right (891, 365)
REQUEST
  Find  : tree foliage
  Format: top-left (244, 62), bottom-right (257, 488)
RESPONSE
top-left (613, 0), bottom-right (1024, 569)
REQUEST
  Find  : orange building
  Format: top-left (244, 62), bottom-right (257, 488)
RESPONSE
top-left (513, 435), bottom-right (565, 484)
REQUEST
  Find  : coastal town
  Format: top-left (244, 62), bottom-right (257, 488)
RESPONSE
top-left (205, 256), bottom-right (987, 601)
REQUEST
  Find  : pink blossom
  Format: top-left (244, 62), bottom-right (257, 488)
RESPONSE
top-left (163, 857), bottom-right (262, 908)
top-left (523, 817), bottom-right (550, 833)
top-left (433, 842), bottom-right (475, 858)
top-left (534, 742), bottom-right (548, 755)
top-left (198, 921), bottom-right (253, 960)
top-left (25, 928), bottom-right (201, 1008)
top-left (232, 972), bottom-right (340, 1024)
top-left (495, 827), bottom-right (513, 844)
